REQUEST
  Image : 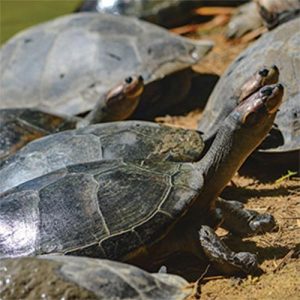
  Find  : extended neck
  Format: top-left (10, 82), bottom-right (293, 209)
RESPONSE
top-left (195, 117), bottom-right (263, 208)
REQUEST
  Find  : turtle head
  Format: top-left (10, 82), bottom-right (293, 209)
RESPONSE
top-left (256, 0), bottom-right (300, 29)
top-left (239, 65), bottom-right (279, 102)
top-left (105, 75), bottom-right (144, 120)
top-left (255, 0), bottom-right (277, 28)
top-left (238, 83), bottom-right (283, 123)
top-left (232, 83), bottom-right (283, 150)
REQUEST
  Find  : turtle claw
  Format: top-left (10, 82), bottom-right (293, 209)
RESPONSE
top-left (231, 252), bottom-right (258, 275)
top-left (249, 213), bottom-right (277, 234)
top-left (199, 225), bottom-right (258, 275)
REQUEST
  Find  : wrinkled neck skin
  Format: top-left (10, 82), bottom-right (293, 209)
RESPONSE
top-left (76, 95), bottom-right (107, 128)
top-left (190, 113), bottom-right (274, 224)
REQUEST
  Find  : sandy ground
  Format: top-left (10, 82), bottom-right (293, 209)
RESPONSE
top-left (157, 14), bottom-right (300, 300)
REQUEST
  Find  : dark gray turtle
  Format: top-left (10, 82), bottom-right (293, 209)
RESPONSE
top-left (0, 84), bottom-right (283, 275)
top-left (0, 13), bottom-right (212, 119)
top-left (76, 0), bottom-right (202, 28)
top-left (226, 2), bottom-right (263, 39)
top-left (0, 65), bottom-right (279, 190)
top-left (257, 0), bottom-right (300, 29)
top-left (0, 256), bottom-right (191, 300)
top-left (198, 18), bottom-right (300, 159)
top-left (226, 0), bottom-right (300, 39)
top-left (0, 75), bottom-right (144, 160)
top-left (0, 121), bottom-right (204, 193)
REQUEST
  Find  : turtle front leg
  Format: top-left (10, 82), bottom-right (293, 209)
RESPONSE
top-left (199, 225), bottom-right (258, 275)
top-left (216, 198), bottom-right (277, 236)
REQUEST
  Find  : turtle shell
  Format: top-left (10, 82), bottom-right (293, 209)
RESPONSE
top-left (198, 18), bottom-right (300, 154)
top-left (0, 121), bottom-right (204, 193)
top-left (0, 13), bottom-right (212, 117)
top-left (0, 108), bottom-right (78, 160)
top-left (0, 256), bottom-right (189, 300)
top-left (0, 159), bottom-right (202, 259)
top-left (76, 0), bottom-right (202, 28)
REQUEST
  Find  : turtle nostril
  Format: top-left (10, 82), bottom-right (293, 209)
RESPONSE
top-left (271, 65), bottom-right (279, 72)
top-left (125, 77), bottom-right (133, 84)
top-left (258, 68), bottom-right (269, 77)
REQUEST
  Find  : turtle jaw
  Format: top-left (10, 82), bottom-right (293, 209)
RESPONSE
top-left (237, 83), bottom-right (283, 126)
top-left (104, 75), bottom-right (144, 120)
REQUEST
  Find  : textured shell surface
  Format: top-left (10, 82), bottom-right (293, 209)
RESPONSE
top-left (0, 159), bottom-right (202, 259)
top-left (0, 121), bottom-right (204, 193)
top-left (198, 18), bottom-right (300, 152)
top-left (0, 108), bottom-right (78, 160)
top-left (0, 255), bottom-right (189, 300)
top-left (0, 12), bottom-right (212, 115)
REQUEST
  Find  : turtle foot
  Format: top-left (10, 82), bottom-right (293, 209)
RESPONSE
top-left (199, 225), bottom-right (258, 275)
top-left (217, 198), bottom-right (277, 236)
top-left (249, 213), bottom-right (278, 234)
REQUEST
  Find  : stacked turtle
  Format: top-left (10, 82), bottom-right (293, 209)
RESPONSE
top-left (0, 1), bottom-right (298, 299)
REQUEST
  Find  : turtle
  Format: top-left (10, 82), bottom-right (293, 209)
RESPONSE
top-left (256, 0), bottom-right (300, 29)
top-left (0, 13), bottom-right (212, 119)
top-left (75, 0), bottom-right (203, 28)
top-left (0, 83), bottom-right (283, 275)
top-left (0, 75), bottom-right (144, 160)
top-left (226, 0), bottom-right (300, 39)
top-left (198, 18), bottom-right (300, 162)
top-left (0, 256), bottom-right (191, 300)
top-left (0, 65), bottom-right (278, 192)
top-left (0, 120), bottom-right (204, 193)
top-left (226, 1), bottom-right (263, 39)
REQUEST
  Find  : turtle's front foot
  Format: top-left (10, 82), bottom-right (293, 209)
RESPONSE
top-left (217, 198), bottom-right (277, 236)
top-left (199, 225), bottom-right (258, 275)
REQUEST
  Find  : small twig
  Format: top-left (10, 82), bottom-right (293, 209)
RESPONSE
top-left (184, 264), bottom-right (210, 300)
top-left (170, 14), bottom-right (229, 35)
top-left (272, 249), bottom-right (295, 273)
top-left (202, 275), bottom-right (225, 282)
top-left (240, 27), bottom-right (266, 43)
top-left (275, 170), bottom-right (298, 184)
top-left (194, 7), bottom-right (235, 16)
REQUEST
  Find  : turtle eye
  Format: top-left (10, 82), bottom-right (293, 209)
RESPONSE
top-left (258, 69), bottom-right (269, 77)
top-left (125, 77), bottom-right (133, 84)
top-left (261, 86), bottom-right (273, 96)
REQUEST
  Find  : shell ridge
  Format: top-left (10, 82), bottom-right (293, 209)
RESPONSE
top-left (89, 174), bottom-right (111, 236)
